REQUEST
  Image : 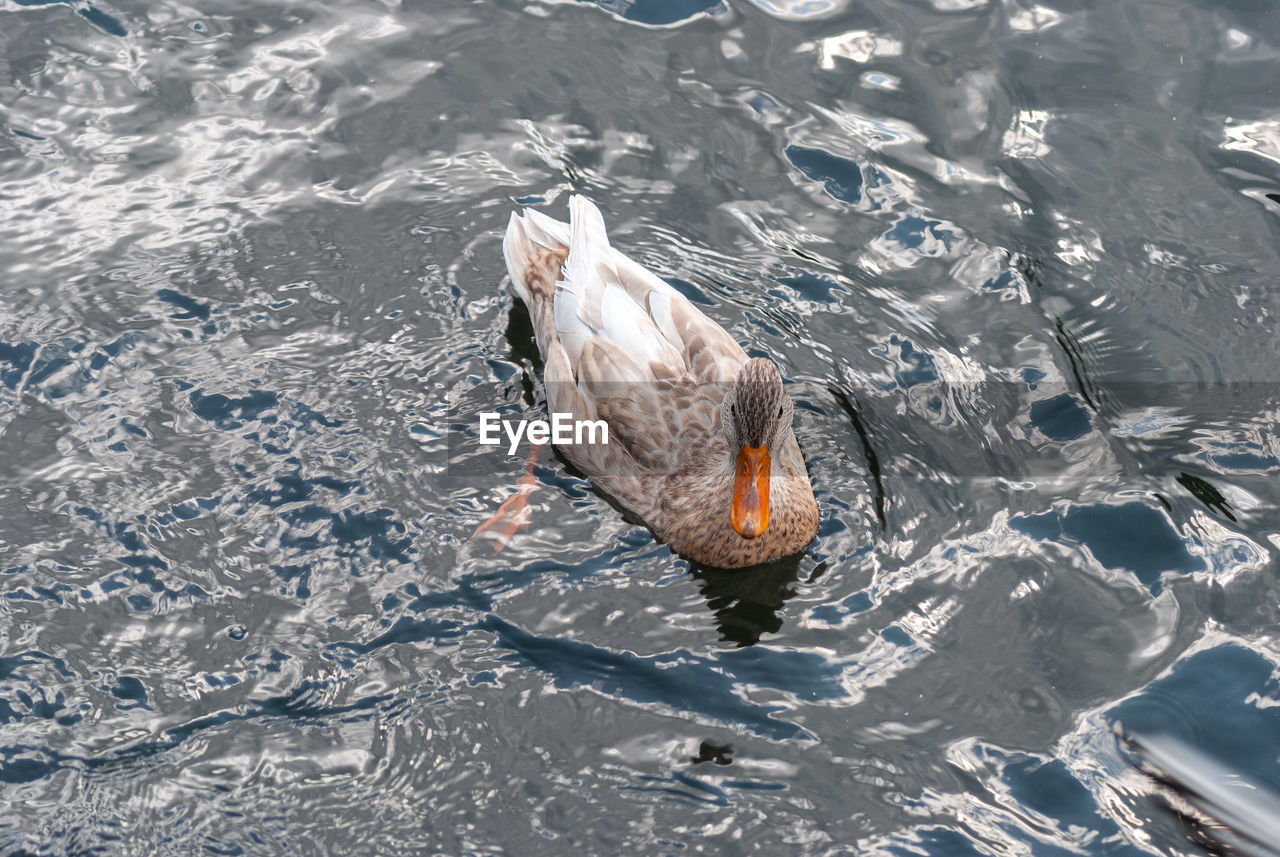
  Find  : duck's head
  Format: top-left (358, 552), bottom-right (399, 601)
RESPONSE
top-left (720, 357), bottom-right (794, 539)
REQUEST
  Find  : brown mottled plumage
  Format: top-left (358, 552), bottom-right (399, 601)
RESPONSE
top-left (501, 196), bottom-right (818, 568)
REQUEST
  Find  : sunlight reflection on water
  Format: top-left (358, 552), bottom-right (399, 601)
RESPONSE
top-left (2, 0), bottom-right (1280, 853)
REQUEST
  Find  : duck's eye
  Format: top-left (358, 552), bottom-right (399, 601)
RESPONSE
top-left (730, 405), bottom-right (736, 416)
top-left (777, 406), bottom-right (784, 418)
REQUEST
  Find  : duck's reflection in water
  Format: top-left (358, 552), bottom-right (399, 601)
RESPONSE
top-left (688, 553), bottom-right (804, 647)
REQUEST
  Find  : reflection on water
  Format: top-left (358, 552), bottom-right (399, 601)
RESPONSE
top-left (689, 554), bottom-right (804, 647)
top-left (1122, 729), bottom-right (1280, 857)
top-left (2, 0), bottom-right (1280, 852)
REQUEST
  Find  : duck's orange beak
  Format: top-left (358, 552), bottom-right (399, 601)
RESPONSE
top-left (731, 443), bottom-right (770, 538)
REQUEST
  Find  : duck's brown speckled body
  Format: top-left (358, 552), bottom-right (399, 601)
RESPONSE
top-left (502, 196), bottom-right (818, 568)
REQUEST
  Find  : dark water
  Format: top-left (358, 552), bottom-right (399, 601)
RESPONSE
top-left (3, 0), bottom-right (1280, 852)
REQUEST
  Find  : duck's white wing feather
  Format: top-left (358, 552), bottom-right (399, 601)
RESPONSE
top-left (504, 196), bottom-right (749, 388)
top-left (555, 196), bottom-right (684, 377)
top-left (523, 207), bottom-right (571, 246)
top-left (610, 255), bottom-right (748, 384)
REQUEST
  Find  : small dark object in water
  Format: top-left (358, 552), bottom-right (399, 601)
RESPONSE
top-left (691, 740), bottom-right (734, 766)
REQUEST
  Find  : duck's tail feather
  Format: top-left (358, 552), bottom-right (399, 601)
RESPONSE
top-left (555, 195), bottom-right (685, 374)
top-left (502, 207), bottom-right (570, 306)
top-left (504, 195), bottom-right (693, 378)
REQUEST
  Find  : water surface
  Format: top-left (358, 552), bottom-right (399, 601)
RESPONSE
top-left (2, 0), bottom-right (1280, 853)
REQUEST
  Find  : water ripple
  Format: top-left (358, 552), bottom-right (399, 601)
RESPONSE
top-left (3, 0), bottom-right (1280, 852)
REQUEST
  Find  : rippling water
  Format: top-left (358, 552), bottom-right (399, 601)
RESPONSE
top-left (3, 0), bottom-right (1280, 853)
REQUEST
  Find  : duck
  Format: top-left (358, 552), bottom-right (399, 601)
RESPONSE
top-left (494, 196), bottom-right (818, 568)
